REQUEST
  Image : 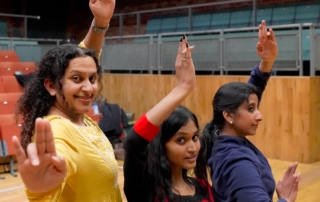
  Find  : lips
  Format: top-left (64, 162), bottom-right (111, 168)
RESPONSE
top-left (185, 155), bottom-right (197, 159)
top-left (75, 95), bottom-right (92, 102)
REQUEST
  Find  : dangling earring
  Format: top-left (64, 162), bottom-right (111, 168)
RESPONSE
top-left (230, 120), bottom-right (233, 124)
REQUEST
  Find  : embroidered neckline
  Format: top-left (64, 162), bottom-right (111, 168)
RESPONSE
top-left (58, 116), bottom-right (119, 188)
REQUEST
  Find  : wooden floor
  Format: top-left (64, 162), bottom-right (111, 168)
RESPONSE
top-left (1, 159), bottom-right (320, 202)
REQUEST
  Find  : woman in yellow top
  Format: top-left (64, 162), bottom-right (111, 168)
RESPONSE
top-left (12, 0), bottom-right (122, 201)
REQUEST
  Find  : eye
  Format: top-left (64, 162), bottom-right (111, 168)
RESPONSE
top-left (72, 76), bottom-right (81, 83)
top-left (192, 135), bottom-right (199, 142)
top-left (89, 75), bottom-right (97, 84)
top-left (248, 105), bottom-right (254, 112)
top-left (176, 138), bottom-right (185, 144)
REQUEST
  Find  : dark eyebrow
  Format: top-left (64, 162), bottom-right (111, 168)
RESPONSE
top-left (69, 70), bottom-right (97, 75)
top-left (175, 129), bottom-right (199, 136)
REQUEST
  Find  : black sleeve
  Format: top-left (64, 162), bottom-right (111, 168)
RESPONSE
top-left (123, 114), bottom-right (160, 202)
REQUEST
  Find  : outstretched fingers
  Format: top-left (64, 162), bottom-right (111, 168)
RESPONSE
top-left (43, 119), bottom-right (56, 154)
top-left (268, 28), bottom-right (276, 42)
top-left (12, 136), bottom-right (27, 165)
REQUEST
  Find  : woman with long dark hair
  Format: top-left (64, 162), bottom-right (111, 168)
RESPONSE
top-left (202, 22), bottom-right (300, 202)
top-left (12, 1), bottom-right (123, 201)
top-left (124, 36), bottom-right (214, 202)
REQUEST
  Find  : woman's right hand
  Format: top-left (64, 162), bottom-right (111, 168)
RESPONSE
top-left (276, 162), bottom-right (300, 202)
top-left (175, 35), bottom-right (196, 92)
top-left (12, 118), bottom-right (67, 193)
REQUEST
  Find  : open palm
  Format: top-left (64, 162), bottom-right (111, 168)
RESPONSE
top-left (256, 20), bottom-right (278, 62)
top-left (89, 0), bottom-right (116, 22)
top-left (12, 118), bottom-right (67, 193)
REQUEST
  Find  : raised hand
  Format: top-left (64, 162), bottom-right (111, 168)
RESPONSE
top-left (175, 35), bottom-right (196, 91)
top-left (276, 162), bottom-right (300, 202)
top-left (256, 20), bottom-right (278, 72)
top-left (12, 118), bottom-right (67, 193)
top-left (145, 36), bottom-right (196, 126)
top-left (257, 20), bottom-right (278, 62)
top-left (89, 0), bottom-right (116, 25)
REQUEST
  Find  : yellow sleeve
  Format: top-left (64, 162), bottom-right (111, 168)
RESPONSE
top-left (78, 41), bottom-right (102, 61)
top-left (25, 120), bottom-right (78, 201)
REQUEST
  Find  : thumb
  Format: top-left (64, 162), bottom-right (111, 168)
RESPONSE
top-left (256, 42), bottom-right (262, 52)
top-left (51, 156), bottom-right (67, 172)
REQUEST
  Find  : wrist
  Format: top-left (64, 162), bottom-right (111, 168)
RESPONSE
top-left (176, 83), bottom-right (195, 93)
top-left (259, 60), bottom-right (274, 73)
top-left (91, 19), bottom-right (109, 34)
top-left (93, 18), bottom-right (110, 28)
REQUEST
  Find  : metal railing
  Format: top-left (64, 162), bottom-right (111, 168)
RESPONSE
top-left (112, 0), bottom-right (256, 35)
top-left (1, 23), bottom-right (320, 76)
top-left (101, 23), bottom-right (320, 76)
top-left (0, 13), bottom-right (40, 38)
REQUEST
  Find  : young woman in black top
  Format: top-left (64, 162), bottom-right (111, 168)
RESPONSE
top-left (123, 36), bottom-right (214, 202)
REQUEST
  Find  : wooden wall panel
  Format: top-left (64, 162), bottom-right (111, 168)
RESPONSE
top-left (101, 74), bottom-right (320, 163)
top-left (309, 78), bottom-right (320, 163)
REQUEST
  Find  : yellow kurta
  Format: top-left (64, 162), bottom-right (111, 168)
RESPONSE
top-left (26, 115), bottom-right (122, 202)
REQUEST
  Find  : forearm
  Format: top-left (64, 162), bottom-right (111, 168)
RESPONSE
top-left (259, 60), bottom-right (274, 73)
top-left (83, 18), bottom-right (110, 54)
top-left (146, 86), bottom-right (192, 126)
top-left (248, 63), bottom-right (272, 94)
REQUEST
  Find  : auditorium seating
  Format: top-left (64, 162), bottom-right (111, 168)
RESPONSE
top-left (0, 114), bottom-right (22, 177)
top-left (0, 61), bottom-right (37, 75)
top-left (145, 3), bottom-right (320, 34)
top-left (0, 49), bottom-right (37, 177)
top-left (0, 51), bottom-right (19, 62)
top-left (0, 76), bottom-right (24, 93)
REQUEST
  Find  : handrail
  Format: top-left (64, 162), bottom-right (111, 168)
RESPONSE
top-left (113, 0), bottom-right (253, 16)
top-left (111, 0), bottom-right (255, 35)
top-left (0, 13), bottom-right (41, 38)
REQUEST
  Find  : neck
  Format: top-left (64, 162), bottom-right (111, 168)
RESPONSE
top-left (171, 166), bottom-right (195, 196)
top-left (220, 124), bottom-right (243, 138)
top-left (48, 104), bottom-right (85, 126)
top-left (171, 166), bottom-right (184, 186)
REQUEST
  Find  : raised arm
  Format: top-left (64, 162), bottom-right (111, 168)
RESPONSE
top-left (146, 37), bottom-right (195, 126)
top-left (248, 20), bottom-right (278, 94)
top-left (123, 36), bottom-right (196, 202)
top-left (80, 0), bottom-right (115, 57)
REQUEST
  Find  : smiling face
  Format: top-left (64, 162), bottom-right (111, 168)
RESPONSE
top-left (230, 93), bottom-right (263, 137)
top-left (51, 56), bottom-right (99, 117)
top-left (164, 119), bottom-right (201, 170)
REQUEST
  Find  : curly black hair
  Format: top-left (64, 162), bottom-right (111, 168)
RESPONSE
top-left (15, 44), bottom-right (102, 150)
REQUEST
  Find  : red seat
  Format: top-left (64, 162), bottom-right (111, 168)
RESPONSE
top-left (0, 62), bottom-right (37, 75)
top-left (0, 122), bottom-right (22, 177)
top-left (0, 82), bottom-right (5, 93)
top-left (0, 66), bottom-right (20, 76)
top-left (0, 123), bottom-right (22, 156)
top-left (0, 51), bottom-right (19, 62)
top-left (1, 76), bottom-right (24, 93)
top-left (0, 114), bottom-right (16, 125)
top-left (0, 93), bottom-right (22, 115)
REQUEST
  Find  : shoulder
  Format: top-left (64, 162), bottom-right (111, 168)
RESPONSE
top-left (43, 115), bottom-right (80, 140)
top-left (209, 137), bottom-right (258, 171)
top-left (212, 136), bottom-right (255, 159)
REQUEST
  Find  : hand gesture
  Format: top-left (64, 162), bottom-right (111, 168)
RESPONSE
top-left (12, 118), bottom-right (67, 193)
top-left (276, 162), bottom-right (300, 202)
top-left (89, 0), bottom-right (116, 25)
top-left (175, 35), bottom-right (196, 91)
top-left (256, 20), bottom-right (278, 62)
